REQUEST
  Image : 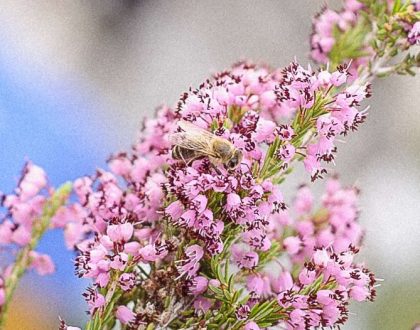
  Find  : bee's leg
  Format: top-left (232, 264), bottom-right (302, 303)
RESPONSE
top-left (185, 156), bottom-right (199, 166)
top-left (214, 166), bottom-right (222, 175)
top-left (185, 151), bottom-right (205, 166)
top-left (175, 151), bottom-right (189, 166)
top-left (208, 157), bottom-right (223, 175)
top-left (242, 163), bottom-right (252, 172)
top-left (181, 153), bottom-right (190, 166)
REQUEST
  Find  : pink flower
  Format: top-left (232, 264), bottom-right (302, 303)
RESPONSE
top-left (134, 228), bottom-right (154, 240)
top-left (255, 118), bottom-right (276, 143)
top-left (73, 177), bottom-right (93, 204)
top-left (10, 202), bottom-right (33, 225)
top-left (298, 268), bottom-right (316, 285)
top-left (294, 186), bottom-right (313, 214)
top-left (110, 253), bottom-right (128, 271)
top-left (0, 220), bottom-right (13, 244)
top-left (11, 226), bottom-right (31, 246)
top-left (178, 210), bottom-right (197, 228)
top-left (317, 289), bottom-right (334, 305)
top-left (345, 0), bottom-right (364, 11)
top-left (116, 305), bottom-right (135, 325)
top-left (209, 279), bottom-right (220, 288)
top-left (272, 271), bottom-right (293, 293)
top-left (226, 193), bottom-right (241, 211)
top-left (18, 163), bottom-right (47, 201)
top-left (283, 236), bottom-right (302, 255)
top-left (139, 244), bottom-right (168, 262)
top-left (350, 286), bottom-right (369, 301)
top-left (408, 21), bottom-right (420, 45)
top-left (176, 244), bottom-right (204, 279)
top-left (119, 273), bottom-right (136, 291)
top-left (124, 241), bottom-right (141, 256)
top-left (331, 67), bottom-right (348, 86)
top-left (236, 251), bottom-right (259, 269)
top-left (313, 248), bottom-right (330, 267)
top-left (95, 272), bottom-right (110, 288)
top-left (290, 309), bottom-right (306, 324)
top-left (244, 321), bottom-right (260, 330)
top-left (323, 303), bottom-right (340, 324)
top-left (235, 304), bottom-right (250, 320)
top-left (317, 70), bottom-right (332, 85)
top-left (242, 228), bottom-right (271, 251)
top-left (191, 195), bottom-right (207, 214)
top-left (278, 125), bottom-right (295, 141)
top-left (246, 275), bottom-right (265, 296)
top-left (107, 223), bottom-right (134, 243)
top-left (29, 252), bottom-right (55, 275)
top-left (165, 200), bottom-right (184, 219)
top-left (188, 276), bottom-right (208, 295)
top-left (193, 296), bottom-right (212, 313)
top-left (303, 154), bottom-right (322, 180)
top-left (277, 144), bottom-right (295, 163)
top-left (83, 288), bottom-right (105, 313)
top-left (108, 154), bottom-right (132, 177)
top-left (64, 222), bottom-right (86, 249)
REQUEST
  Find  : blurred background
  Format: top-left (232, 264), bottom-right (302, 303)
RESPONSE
top-left (0, 0), bottom-right (419, 329)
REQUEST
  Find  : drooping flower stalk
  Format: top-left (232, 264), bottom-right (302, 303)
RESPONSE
top-left (0, 177), bottom-right (72, 327)
top-left (311, 0), bottom-right (419, 79)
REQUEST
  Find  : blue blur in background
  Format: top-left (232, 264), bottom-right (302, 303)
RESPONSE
top-left (0, 44), bottom-right (110, 324)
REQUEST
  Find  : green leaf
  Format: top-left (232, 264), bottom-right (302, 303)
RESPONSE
top-left (392, 0), bottom-right (402, 14)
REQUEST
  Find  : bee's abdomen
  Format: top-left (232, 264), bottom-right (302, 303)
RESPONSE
top-left (172, 146), bottom-right (198, 161)
top-left (172, 145), bottom-right (182, 160)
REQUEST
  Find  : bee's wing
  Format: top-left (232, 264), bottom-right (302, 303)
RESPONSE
top-left (169, 121), bottom-right (218, 157)
top-left (177, 121), bottom-right (216, 139)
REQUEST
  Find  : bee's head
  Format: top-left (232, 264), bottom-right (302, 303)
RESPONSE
top-left (226, 149), bottom-right (243, 170)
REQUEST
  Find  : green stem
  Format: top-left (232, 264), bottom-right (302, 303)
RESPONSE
top-left (85, 268), bottom-right (126, 330)
top-left (0, 182), bottom-right (72, 328)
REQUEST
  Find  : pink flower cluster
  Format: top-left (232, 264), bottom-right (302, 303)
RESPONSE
top-left (310, 0), bottom-right (370, 71)
top-left (0, 163), bottom-right (55, 308)
top-left (53, 108), bottom-right (179, 320)
top-left (283, 178), bottom-right (363, 262)
top-left (158, 62), bottom-right (371, 318)
top-left (276, 246), bottom-right (376, 329)
top-left (52, 106), bottom-right (177, 247)
top-left (311, 0), bottom-right (420, 72)
top-left (408, 21), bottom-right (420, 45)
top-left (165, 159), bottom-right (285, 259)
top-left (401, 1), bottom-right (420, 45)
top-left (228, 179), bottom-right (374, 329)
top-left (0, 163), bottom-right (48, 247)
top-left (177, 61), bottom-right (370, 180)
top-left (55, 60), bottom-right (374, 327)
top-left (283, 63), bottom-right (371, 180)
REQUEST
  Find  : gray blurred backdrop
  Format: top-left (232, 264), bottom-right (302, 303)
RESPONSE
top-left (0, 1), bottom-right (419, 329)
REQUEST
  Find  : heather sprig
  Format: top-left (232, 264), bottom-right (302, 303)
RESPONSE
top-left (0, 163), bottom-right (71, 327)
top-left (56, 58), bottom-right (379, 329)
top-left (311, 0), bottom-right (420, 79)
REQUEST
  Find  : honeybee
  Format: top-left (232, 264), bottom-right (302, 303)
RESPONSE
top-left (170, 121), bottom-right (243, 169)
